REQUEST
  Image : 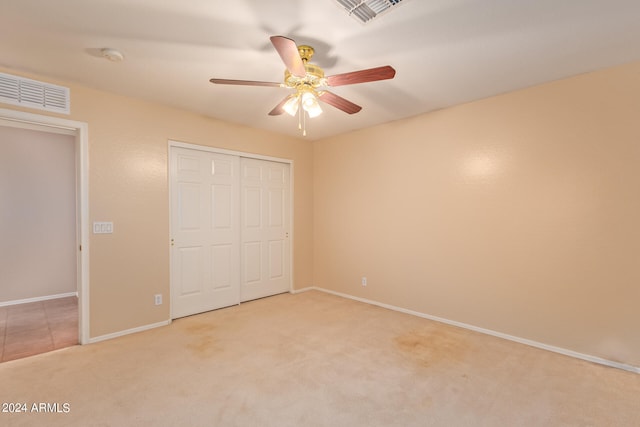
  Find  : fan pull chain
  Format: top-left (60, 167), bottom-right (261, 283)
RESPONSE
top-left (303, 108), bottom-right (307, 137)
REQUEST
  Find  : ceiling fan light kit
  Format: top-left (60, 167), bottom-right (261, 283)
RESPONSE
top-left (282, 95), bottom-right (300, 116)
top-left (301, 92), bottom-right (322, 118)
top-left (210, 35), bottom-right (396, 136)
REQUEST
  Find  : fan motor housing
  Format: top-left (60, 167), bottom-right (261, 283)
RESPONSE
top-left (284, 63), bottom-right (325, 89)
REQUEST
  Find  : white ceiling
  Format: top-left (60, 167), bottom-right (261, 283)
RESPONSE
top-left (1, 0), bottom-right (640, 141)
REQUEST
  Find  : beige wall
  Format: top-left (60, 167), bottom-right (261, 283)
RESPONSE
top-left (0, 66), bottom-right (314, 338)
top-left (314, 61), bottom-right (640, 367)
top-left (3, 60), bottom-right (639, 368)
top-left (0, 125), bottom-right (77, 302)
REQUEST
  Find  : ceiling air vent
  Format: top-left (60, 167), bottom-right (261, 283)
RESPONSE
top-left (335, 0), bottom-right (405, 24)
top-left (0, 72), bottom-right (70, 115)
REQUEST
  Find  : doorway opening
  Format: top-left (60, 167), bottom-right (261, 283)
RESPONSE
top-left (0, 108), bottom-right (89, 361)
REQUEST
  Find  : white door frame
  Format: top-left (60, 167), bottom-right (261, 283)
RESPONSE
top-left (168, 140), bottom-right (294, 317)
top-left (0, 107), bottom-right (90, 344)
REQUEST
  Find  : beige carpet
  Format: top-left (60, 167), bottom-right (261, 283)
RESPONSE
top-left (1, 290), bottom-right (638, 426)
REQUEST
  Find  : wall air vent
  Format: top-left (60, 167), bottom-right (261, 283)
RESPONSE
top-left (335, 0), bottom-right (405, 24)
top-left (0, 72), bottom-right (70, 115)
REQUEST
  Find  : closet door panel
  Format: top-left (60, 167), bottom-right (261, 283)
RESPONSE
top-left (170, 147), bottom-right (240, 318)
top-left (240, 158), bottom-right (290, 302)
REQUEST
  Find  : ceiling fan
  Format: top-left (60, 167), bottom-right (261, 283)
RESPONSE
top-left (210, 36), bottom-right (396, 135)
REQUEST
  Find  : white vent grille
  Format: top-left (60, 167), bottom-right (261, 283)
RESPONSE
top-left (0, 72), bottom-right (70, 114)
top-left (335, 0), bottom-right (405, 23)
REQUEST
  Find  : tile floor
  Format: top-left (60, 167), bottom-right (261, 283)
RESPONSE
top-left (0, 296), bottom-right (78, 362)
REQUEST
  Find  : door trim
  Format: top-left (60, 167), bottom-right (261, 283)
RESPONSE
top-left (0, 107), bottom-right (90, 344)
top-left (169, 140), bottom-right (295, 164)
top-left (168, 140), bottom-right (294, 317)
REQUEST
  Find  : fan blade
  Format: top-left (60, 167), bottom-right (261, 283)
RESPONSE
top-left (318, 91), bottom-right (362, 114)
top-left (210, 78), bottom-right (282, 87)
top-left (326, 65), bottom-right (396, 87)
top-left (268, 96), bottom-right (291, 116)
top-left (270, 36), bottom-right (306, 78)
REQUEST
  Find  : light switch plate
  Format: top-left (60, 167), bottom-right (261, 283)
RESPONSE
top-left (93, 221), bottom-right (113, 234)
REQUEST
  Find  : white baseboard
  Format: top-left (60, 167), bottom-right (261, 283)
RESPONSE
top-left (311, 287), bottom-right (640, 375)
top-left (290, 286), bottom-right (315, 294)
top-left (0, 292), bottom-right (78, 307)
top-left (88, 320), bottom-right (171, 344)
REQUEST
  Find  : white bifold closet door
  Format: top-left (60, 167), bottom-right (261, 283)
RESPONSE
top-left (170, 146), bottom-right (290, 319)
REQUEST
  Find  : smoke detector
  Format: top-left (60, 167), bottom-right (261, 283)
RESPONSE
top-left (101, 48), bottom-right (124, 62)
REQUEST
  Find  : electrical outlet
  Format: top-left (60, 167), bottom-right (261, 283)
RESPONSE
top-left (154, 294), bottom-right (162, 305)
top-left (361, 277), bottom-right (367, 286)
